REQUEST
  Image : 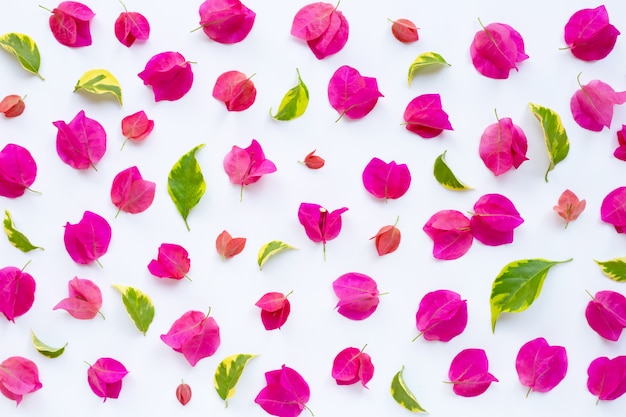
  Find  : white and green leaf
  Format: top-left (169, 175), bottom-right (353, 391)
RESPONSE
top-left (4, 210), bottom-right (43, 252)
top-left (0, 32), bottom-right (43, 79)
top-left (168, 144), bottom-right (206, 231)
top-left (112, 284), bottom-right (155, 335)
top-left (257, 240), bottom-right (297, 270)
top-left (271, 68), bottom-right (309, 121)
top-left (74, 69), bottom-right (123, 105)
top-left (391, 366), bottom-right (427, 413)
top-left (31, 330), bottom-right (67, 358)
top-left (408, 52), bottom-right (450, 85)
top-left (594, 257), bottom-right (626, 283)
top-left (214, 353), bottom-right (257, 407)
top-left (433, 150), bottom-right (472, 191)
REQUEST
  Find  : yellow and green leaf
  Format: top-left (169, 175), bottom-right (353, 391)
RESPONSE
top-left (112, 284), bottom-right (155, 335)
top-left (408, 52), bottom-right (450, 85)
top-left (31, 330), bottom-right (67, 358)
top-left (214, 353), bottom-right (257, 407)
top-left (74, 69), bottom-right (123, 105)
top-left (0, 32), bottom-right (43, 79)
top-left (257, 240), bottom-right (296, 270)
top-left (271, 68), bottom-right (309, 121)
top-left (433, 150), bottom-right (472, 190)
top-left (4, 210), bottom-right (43, 252)
top-left (391, 366), bottom-right (427, 413)
top-left (594, 257), bottom-right (626, 282)
top-left (490, 258), bottom-right (572, 332)
top-left (528, 103), bottom-right (569, 182)
top-left (168, 144), bottom-right (206, 231)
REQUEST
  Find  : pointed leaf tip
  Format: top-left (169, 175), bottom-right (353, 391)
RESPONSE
top-left (528, 103), bottom-right (569, 182)
top-left (257, 240), bottom-right (297, 270)
top-left (168, 145), bottom-right (206, 231)
top-left (214, 353), bottom-right (257, 406)
top-left (433, 150), bottom-right (472, 190)
top-left (112, 284), bottom-right (155, 335)
top-left (391, 366), bottom-right (427, 412)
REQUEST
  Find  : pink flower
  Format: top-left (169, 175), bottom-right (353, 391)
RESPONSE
top-left (614, 125), bottom-right (626, 161)
top-left (0, 144), bottom-right (37, 198)
top-left (448, 348), bottom-right (498, 397)
top-left (587, 356), bottom-right (626, 402)
top-left (327, 65), bottom-right (383, 121)
top-left (570, 76), bottom-right (626, 132)
top-left (479, 115), bottom-right (528, 176)
top-left (0, 356), bottom-right (42, 405)
top-left (423, 210), bottom-right (473, 260)
top-left (147, 243), bottom-right (190, 280)
top-left (114, 3), bottom-right (150, 47)
top-left (46, 1), bottom-right (94, 47)
top-left (0, 266), bottom-right (36, 322)
top-left (291, 2), bottom-right (349, 59)
top-left (415, 290), bottom-right (467, 342)
top-left (403, 94), bottom-right (453, 138)
top-left (110, 166), bottom-right (156, 216)
top-left (121, 111), bottom-right (154, 147)
top-left (197, 0), bottom-right (255, 44)
top-left (564, 5), bottom-right (620, 61)
top-left (297, 202), bottom-right (348, 259)
top-left (362, 157), bottom-right (411, 200)
top-left (255, 365), bottom-right (310, 417)
top-left (601, 187), bottom-right (626, 234)
top-left (223, 139), bottom-right (276, 200)
top-left (470, 193), bottom-right (523, 246)
top-left (160, 310), bottom-right (220, 366)
top-left (86, 357), bottom-right (128, 401)
top-left (585, 290), bottom-right (626, 341)
top-left (212, 70), bottom-right (256, 111)
top-left (553, 189), bottom-right (586, 228)
top-left (53, 110), bottom-right (106, 170)
top-left (53, 277), bottom-right (102, 319)
top-left (331, 346), bottom-right (374, 387)
top-left (333, 272), bottom-right (380, 320)
top-left (255, 291), bottom-right (291, 330)
top-left (470, 20), bottom-right (528, 79)
top-left (516, 337), bottom-right (567, 395)
top-left (63, 211), bottom-right (111, 266)
top-left (138, 52), bottom-right (193, 102)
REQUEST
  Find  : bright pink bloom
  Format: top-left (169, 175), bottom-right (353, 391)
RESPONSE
top-left (614, 125), bottom-right (626, 161)
top-left (87, 357), bottom-right (128, 401)
top-left (121, 111), bottom-right (154, 145)
top-left (53, 277), bottom-right (102, 319)
top-left (160, 310), bottom-right (220, 366)
top-left (63, 211), bottom-right (111, 265)
top-left (0, 356), bottom-right (42, 405)
top-left (553, 189), bottom-right (586, 228)
top-left (470, 21), bottom-right (528, 79)
top-left (114, 4), bottom-right (150, 47)
top-left (0, 266), bottom-right (35, 322)
top-left (291, 2), bottom-right (348, 59)
top-left (223, 139), bottom-right (276, 200)
top-left (448, 348), bottom-right (498, 397)
top-left (585, 290), bottom-right (626, 341)
top-left (297, 202), bottom-right (348, 258)
top-left (328, 65), bottom-right (383, 120)
top-left (47, 1), bottom-right (94, 47)
top-left (564, 5), bottom-right (620, 61)
top-left (255, 365), bottom-right (310, 417)
top-left (110, 166), bottom-right (156, 216)
top-left (331, 346), bottom-right (374, 387)
top-left (479, 116), bottom-right (528, 175)
top-left (470, 193), bottom-right (523, 246)
top-left (587, 356), bottom-right (626, 402)
top-left (332, 272), bottom-right (380, 320)
top-left (198, 0), bottom-right (255, 44)
top-left (53, 110), bottom-right (107, 170)
top-left (516, 337), bottom-right (567, 394)
top-left (147, 243), bottom-right (190, 280)
top-left (362, 157), bottom-right (411, 200)
top-left (212, 71), bottom-right (256, 111)
top-left (423, 210), bottom-right (473, 260)
top-left (0, 144), bottom-right (37, 198)
top-left (403, 94), bottom-right (453, 138)
top-left (601, 187), bottom-right (626, 233)
top-left (571, 78), bottom-right (626, 131)
top-left (138, 52), bottom-right (193, 102)
top-left (255, 292), bottom-right (291, 330)
top-left (415, 290), bottom-right (467, 342)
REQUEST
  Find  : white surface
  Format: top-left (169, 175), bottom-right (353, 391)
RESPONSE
top-left (1, 0), bottom-right (626, 415)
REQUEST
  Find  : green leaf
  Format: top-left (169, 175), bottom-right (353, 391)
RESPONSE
top-left (257, 240), bottom-right (297, 270)
top-left (594, 257), bottom-right (626, 282)
top-left (433, 150), bottom-right (472, 191)
top-left (168, 145), bottom-right (206, 231)
top-left (31, 330), bottom-right (67, 358)
top-left (3, 210), bottom-right (43, 252)
top-left (490, 258), bottom-right (572, 332)
top-left (112, 284), bottom-right (155, 335)
top-left (214, 353), bottom-right (257, 407)
top-left (528, 103), bottom-right (569, 182)
top-left (74, 69), bottom-right (123, 105)
top-left (0, 32), bottom-right (43, 79)
top-left (271, 68), bottom-right (309, 121)
top-left (408, 52), bottom-right (450, 85)
top-left (391, 366), bottom-right (427, 413)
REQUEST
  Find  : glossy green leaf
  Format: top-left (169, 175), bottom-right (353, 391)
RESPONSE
top-left (433, 150), bottom-right (472, 191)
top-left (594, 257), bottom-right (626, 282)
top-left (31, 330), bottom-right (67, 358)
top-left (112, 284), bottom-right (155, 335)
top-left (214, 353), bottom-right (257, 406)
top-left (490, 258), bottom-right (572, 332)
top-left (391, 366), bottom-right (427, 413)
top-left (168, 145), bottom-right (206, 231)
top-left (408, 52), bottom-right (450, 85)
top-left (74, 69), bottom-right (123, 105)
top-left (528, 103), bottom-right (569, 182)
top-left (271, 68), bottom-right (309, 121)
top-left (0, 32), bottom-right (43, 79)
top-left (257, 240), bottom-right (297, 270)
top-left (3, 210), bottom-right (43, 252)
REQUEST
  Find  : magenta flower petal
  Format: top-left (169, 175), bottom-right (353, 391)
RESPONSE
top-left (255, 292), bottom-right (291, 330)
top-left (564, 5), bottom-right (620, 61)
top-left (601, 187), bottom-right (626, 233)
top-left (587, 356), bottom-right (626, 401)
top-left (415, 290), bottom-right (467, 342)
top-left (255, 365), bottom-right (310, 417)
top-left (470, 21), bottom-right (528, 79)
top-left (0, 144), bottom-right (37, 198)
top-left (298, 203), bottom-right (348, 258)
top-left (362, 157), bottom-right (411, 200)
top-left (160, 310), bottom-right (220, 366)
top-left (448, 348), bottom-right (498, 397)
top-left (470, 193), bottom-right (523, 246)
top-left (0, 266), bottom-right (36, 322)
top-left (110, 166), bottom-right (156, 215)
top-left (138, 52), bottom-right (193, 102)
top-left (53, 110), bottom-right (107, 170)
top-left (198, 0), bottom-right (255, 44)
top-left (0, 356), bottom-right (42, 405)
top-left (585, 290), bottom-right (626, 341)
top-left (212, 70), bottom-right (256, 111)
top-left (479, 116), bottom-right (528, 175)
top-left (48, 1), bottom-right (94, 47)
top-left (423, 210), bottom-right (473, 260)
top-left (86, 357), bottom-right (128, 401)
top-left (571, 78), bottom-right (626, 131)
top-left (331, 346), bottom-right (374, 387)
top-left (333, 272), bottom-right (380, 320)
top-left (516, 337), bottom-right (568, 394)
top-left (121, 111), bottom-right (154, 142)
top-left (328, 65), bottom-right (382, 120)
top-left (403, 94), bottom-right (453, 138)
top-left (114, 8), bottom-right (150, 47)
top-left (147, 243), bottom-right (190, 280)
top-left (291, 2), bottom-right (335, 40)
top-left (307, 10), bottom-right (349, 59)
top-left (63, 211), bottom-right (111, 265)
top-left (53, 276), bottom-right (102, 320)
top-left (223, 139), bottom-right (276, 199)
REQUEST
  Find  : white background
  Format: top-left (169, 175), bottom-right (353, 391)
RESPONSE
top-left (2, 0), bottom-right (626, 416)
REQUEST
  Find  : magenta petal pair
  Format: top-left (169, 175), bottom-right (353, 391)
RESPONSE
top-left (328, 65), bottom-right (383, 120)
top-left (53, 277), bottom-right (102, 320)
top-left (333, 273), bottom-right (380, 320)
top-left (255, 292), bottom-right (291, 330)
top-left (255, 365), bottom-right (310, 417)
top-left (585, 290), bottom-right (626, 341)
top-left (362, 157), bottom-right (411, 200)
top-left (516, 337), bottom-right (567, 394)
top-left (291, 2), bottom-right (348, 59)
top-left (470, 21), bottom-right (528, 79)
top-left (223, 139), bottom-right (276, 200)
top-left (564, 5), bottom-right (620, 61)
top-left (0, 266), bottom-right (36, 322)
top-left (47, 1), bottom-right (94, 47)
top-left (53, 110), bottom-right (106, 170)
top-left (403, 94), bottom-right (453, 138)
top-left (470, 193), bottom-right (524, 246)
top-left (0, 356), bottom-right (42, 405)
top-left (0, 144), bottom-right (37, 198)
top-left (587, 355), bottom-right (626, 402)
top-left (110, 166), bottom-right (156, 216)
top-left (138, 52), bottom-right (193, 102)
top-left (571, 78), bottom-right (626, 131)
top-left (160, 310), bottom-right (221, 366)
top-left (114, 5), bottom-right (150, 47)
top-left (298, 202), bottom-right (348, 259)
top-left (147, 243), bottom-right (190, 280)
top-left (448, 348), bottom-right (498, 397)
top-left (601, 187), bottom-right (626, 234)
top-left (415, 290), bottom-right (467, 342)
top-left (198, 0), bottom-right (255, 44)
top-left (331, 346), bottom-right (374, 387)
top-left (479, 116), bottom-right (528, 176)
top-left (63, 211), bottom-right (111, 265)
top-left (423, 210), bottom-right (473, 260)
top-left (86, 357), bottom-right (128, 401)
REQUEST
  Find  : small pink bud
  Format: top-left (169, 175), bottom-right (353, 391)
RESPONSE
top-left (176, 381), bottom-right (192, 405)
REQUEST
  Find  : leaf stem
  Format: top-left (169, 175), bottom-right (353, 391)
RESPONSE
top-left (284, 290), bottom-right (294, 298)
top-left (411, 332), bottom-right (423, 342)
top-left (393, 216), bottom-right (400, 227)
top-left (184, 218), bottom-right (190, 232)
top-left (120, 138), bottom-right (129, 151)
top-left (98, 310), bottom-right (106, 320)
top-left (239, 184), bottom-right (244, 202)
top-left (95, 259), bottom-right (103, 268)
top-left (118, 0), bottom-right (128, 12)
top-left (38, 5), bottom-right (52, 12)
top-left (26, 186), bottom-right (42, 195)
top-left (21, 260), bottom-right (32, 272)
top-left (526, 386), bottom-right (532, 398)
top-left (115, 208), bottom-right (121, 219)
top-left (323, 243), bottom-right (326, 261)
top-left (184, 274), bottom-right (192, 282)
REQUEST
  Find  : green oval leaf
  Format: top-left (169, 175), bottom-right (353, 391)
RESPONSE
top-left (391, 366), bottom-right (427, 413)
top-left (214, 353), bottom-right (257, 407)
top-left (74, 68), bottom-right (123, 105)
top-left (257, 240), bottom-right (297, 270)
top-left (31, 330), bottom-right (67, 358)
top-left (433, 150), bottom-right (472, 191)
top-left (168, 144), bottom-right (206, 231)
top-left (271, 68), bottom-right (309, 121)
top-left (408, 52), bottom-right (450, 85)
top-left (0, 32), bottom-right (43, 79)
top-left (112, 284), bottom-right (155, 335)
top-left (4, 210), bottom-right (43, 252)
top-left (528, 103), bottom-right (569, 182)
top-left (594, 257), bottom-right (626, 282)
top-left (490, 258), bottom-right (573, 332)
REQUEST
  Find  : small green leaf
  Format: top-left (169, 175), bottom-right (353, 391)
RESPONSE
top-left (31, 330), bottom-right (67, 358)
top-left (271, 68), bottom-right (309, 121)
top-left (490, 258), bottom-right (572, 332)
top-left (0, 32), bottom-right (43, 79)
top-left (74, 68), bottom-right (123, 105)
top-left (528, 103), bottom-right (569, 182)
top-left (214, 353), bottom-right (257, 407)
top-left (594, 257), bottom-right (626, 282)
top-left (168, 145), bottom-right (206, 231)
top-left (433, 150), bottom-right (472, 191)
top-left (257, 240), bottom-right (297, 270)
top-left (391, 366), bottom-right (427, 413)
top-left (3, 210), bottom-right (43, 252)
top-left (408, 52), bottom-right (450, 85)
top-left (112, 284), bottom-right (155, 335)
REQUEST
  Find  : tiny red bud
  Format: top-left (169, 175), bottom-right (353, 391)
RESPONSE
top-left (0, 95), bottom-right (25, 118)
top-left (176, 381), bottom-right (192, 405)
top-left (302, 150), bottom-right (325, 169)
top-left (370, 224), bottom-right (401, 256)
top-left (391, 18), bottom-right (419, 43)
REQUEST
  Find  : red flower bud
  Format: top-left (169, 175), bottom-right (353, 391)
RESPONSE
top-left (301, 150), bottom-right (325, 169)
top-left (0, 95), bottom-right (25, 117)
top-left (370, 218), bottom-right (401, 256)
top-left (176, 381), bottom-right (192, 405)
top-left (391, 19), bottom-right (419, 43)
